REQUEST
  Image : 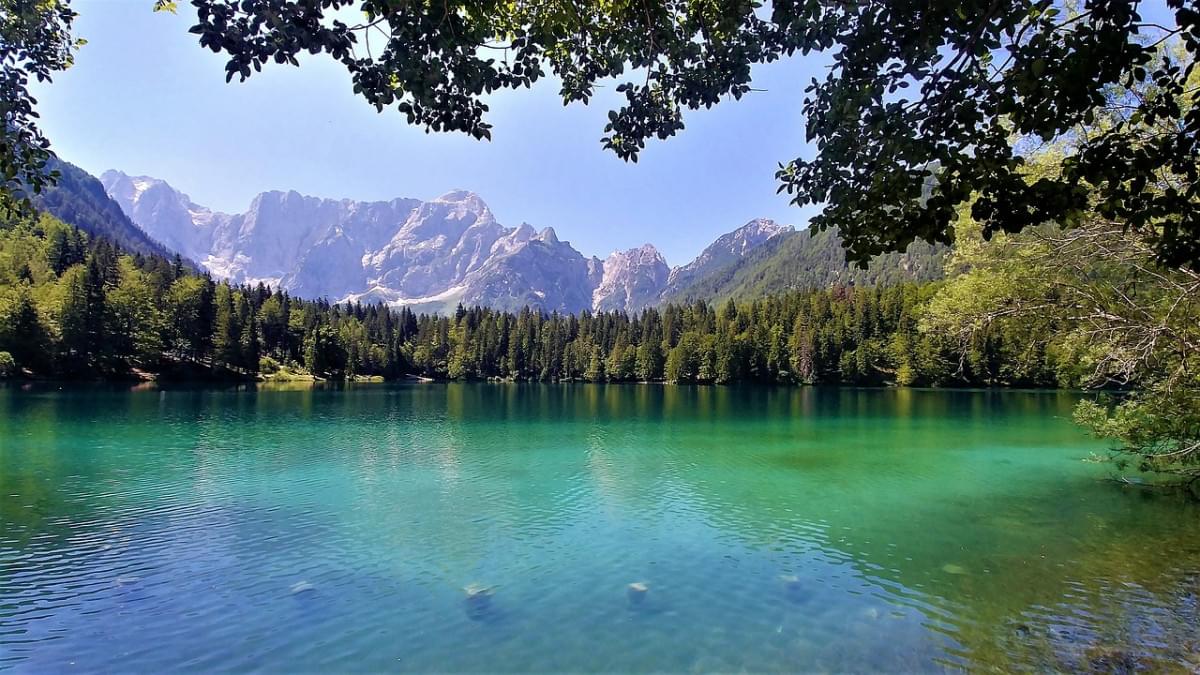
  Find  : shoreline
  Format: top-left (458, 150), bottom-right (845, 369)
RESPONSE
top-left (0, 377), bottom-right (1117, 396)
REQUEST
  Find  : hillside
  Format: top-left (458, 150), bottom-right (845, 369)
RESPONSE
top-left (34, 159), bottom-right (184, 263)
top-left (661, 226), bottom-right (947, 304)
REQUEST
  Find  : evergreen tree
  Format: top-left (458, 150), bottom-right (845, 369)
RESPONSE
top-left (213, 283), bottom-right (240, 366)
top-left (240, 307), bottom-right (260, 373)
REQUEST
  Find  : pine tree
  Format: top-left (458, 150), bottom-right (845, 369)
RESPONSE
top-left (46, 226), bottom-right (72, 275)
top-left (240, 307), bottom-right (260, 373)
top-left (213, 283), bottom-right (240, 366)
top-left (585, 344), bottom-right (605, 382)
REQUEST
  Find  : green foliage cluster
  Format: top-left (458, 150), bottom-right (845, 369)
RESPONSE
top-left (924, 205), bottom-right (1200, 487)
top-left (0, 0), bottom-right (82, 209)
top-left (1074, 388), bottom-right (1200, 495)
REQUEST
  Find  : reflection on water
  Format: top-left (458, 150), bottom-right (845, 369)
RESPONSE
top-left (1, 384), bottom-right (1198, 672)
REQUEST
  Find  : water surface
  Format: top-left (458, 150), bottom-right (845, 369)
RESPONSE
top-left (2, 384), bottom-right (1198, 672)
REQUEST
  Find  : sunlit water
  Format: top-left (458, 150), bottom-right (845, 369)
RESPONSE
top-left (2, 384), bottom-right (1198, 672)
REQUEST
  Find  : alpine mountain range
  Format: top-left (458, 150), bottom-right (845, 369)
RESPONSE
top-left (98, 169), bottom-right (795, 314)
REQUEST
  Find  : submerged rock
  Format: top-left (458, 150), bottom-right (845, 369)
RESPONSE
top-left (780, 574), bottom-right (809, 603)
top-left (463, 583), bottom-right (494, 618)
top-left (627, 582), bottom-right (649, 606)
top-left (941, 563), bottom-right (968, 575)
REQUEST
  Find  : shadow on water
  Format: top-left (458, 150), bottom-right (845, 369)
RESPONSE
top-left (1, 383), bottom-right (1198, 671)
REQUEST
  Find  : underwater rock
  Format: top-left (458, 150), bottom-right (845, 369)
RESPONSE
top-left (463, 583), bottom-right (494, 618)
top-left (627, 582), bottom-right (649, 606)
top-left (1084, 646), bottom-right (1146, 674)
top-left (941, 563), bottom-right (967, 575)
top-left (779, 574), bottom-right (808, 603)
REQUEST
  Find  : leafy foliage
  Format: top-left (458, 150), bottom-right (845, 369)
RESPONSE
top-left (781, 1), bottom-right (1200, 271)
top-left (3, 1), bottom-right (1198, 271)
top-left (924, 203), bottom-right (1199, 487)
top-left (0, 0), bottom-right (81, 211)
top-left (156, 0), bottom-right (1200, 268)
top-left (1074, 389), bottom-right (1199, 495)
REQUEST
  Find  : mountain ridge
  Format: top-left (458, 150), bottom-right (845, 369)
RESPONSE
top-left (95, 168), bottom-right (944, 313)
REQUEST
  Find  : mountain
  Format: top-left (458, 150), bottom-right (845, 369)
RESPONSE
top-left (660, 226), bottom-right (947, 304)
top-left (592, 244), bottom-right (670, 312)
top-left (99, 169), bottom-right (944, 313)
top-left (662, 218), bottom-right (792, 299)
top-left (34, 159), bottom-right (181, 261)
top-left (101, 171), bottom-right (618, 313)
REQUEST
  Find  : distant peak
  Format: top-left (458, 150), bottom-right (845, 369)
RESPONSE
top-left (536, 226), bottom-right (559, 243)
top-left (609, 243), bottom-right (664, 264)
top-left (739, 218), bottom-right (792, 234)
top-left (101, 169), bottom-right (171, 189)
top-left (99, 169), bottom-right (193, 207)
top-left (435, 189), bottom-right (480, 203)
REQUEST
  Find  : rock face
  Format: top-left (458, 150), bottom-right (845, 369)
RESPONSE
top-left (100, 170), bottom-right (218, 263)
top-left (592, 244), bottom-right (670, 312)
top-left (102, 170), bottom-right (790, 313)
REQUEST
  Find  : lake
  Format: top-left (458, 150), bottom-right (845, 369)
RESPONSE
top-left (1, 384), bottom-right (1198, 672)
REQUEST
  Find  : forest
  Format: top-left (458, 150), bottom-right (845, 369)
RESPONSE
top-left (0, 210), bottom-right (1059, 389)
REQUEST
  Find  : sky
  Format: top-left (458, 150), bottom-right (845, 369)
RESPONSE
top-left (30, 1), bottom-right (828, 265)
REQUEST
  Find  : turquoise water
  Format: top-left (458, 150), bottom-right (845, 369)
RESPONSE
top-left (1, 384), bottom-right (1198, 672)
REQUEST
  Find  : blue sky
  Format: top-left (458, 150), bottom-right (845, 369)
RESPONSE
top-left (31, 1), bottom-right (826, 264)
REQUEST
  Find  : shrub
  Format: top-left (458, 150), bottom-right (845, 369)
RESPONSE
top-left (0, 352), bottom-right (16, 378)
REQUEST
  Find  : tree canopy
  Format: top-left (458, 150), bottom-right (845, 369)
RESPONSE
top-left (163, 0), bottom-right (1199, 269)
top-left (3, 1), bottom-right (1198, 267)
top-left (0, 0), bottom-right (82, 211)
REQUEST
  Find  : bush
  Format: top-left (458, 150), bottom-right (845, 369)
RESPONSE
top-left (259, 355), bottom-right (281, 375)
top-left (0, 351), bottom-right (16, 378)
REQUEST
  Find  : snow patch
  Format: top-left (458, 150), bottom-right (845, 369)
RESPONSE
top-left (338, 284), bottom-right (467, 308)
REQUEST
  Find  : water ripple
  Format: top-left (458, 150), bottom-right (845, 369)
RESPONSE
top-left (3, 385), bottom-right (1200, 672)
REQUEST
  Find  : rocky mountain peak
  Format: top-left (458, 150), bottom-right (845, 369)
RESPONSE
top-left (592, 244), bottom-right (671, 312)
top-left (99, 169), bottom-right (219, 263)
top-left (435, 189), bottom-right (479, 203)
top-left (101, 167), bottom-right (795, 315)
top-left (721, 218), bottom-right (793, 252)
